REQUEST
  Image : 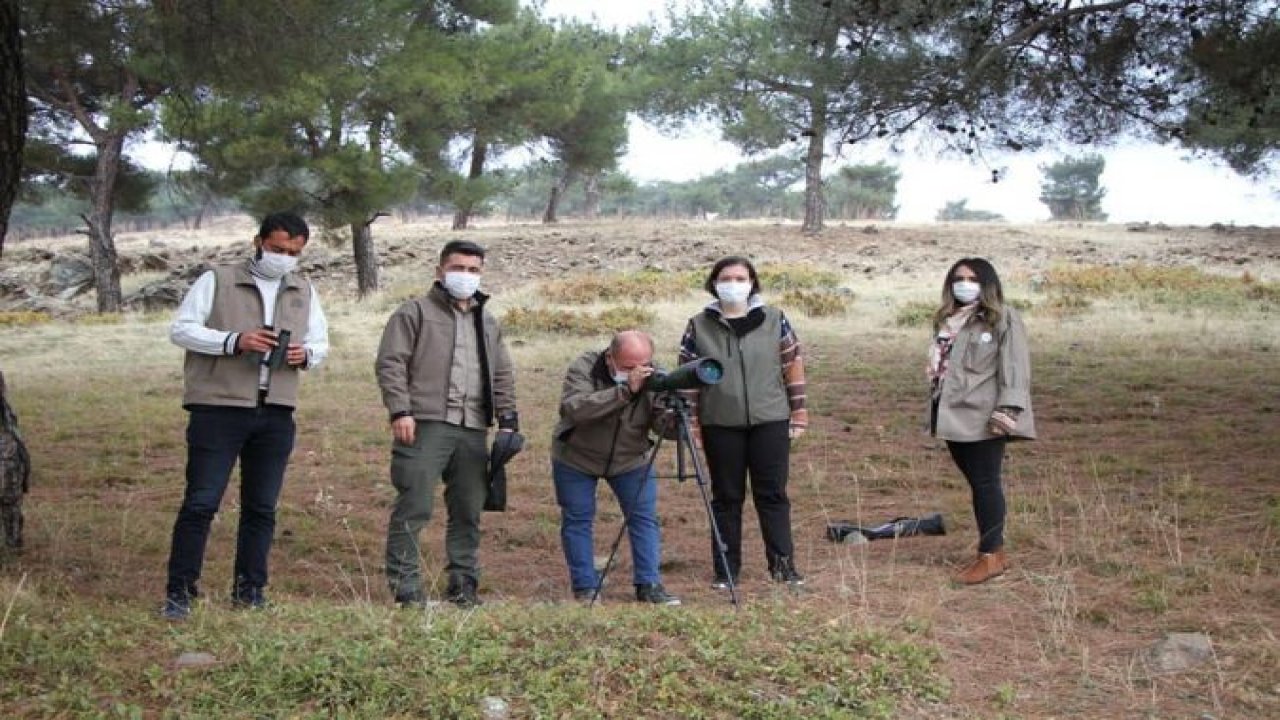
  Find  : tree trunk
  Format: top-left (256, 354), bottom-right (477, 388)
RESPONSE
top-left (86, 133), bottom-right (126, 312)
top-left (0, 0), bottom-right (25, 256)
top-left (801, 107), bottom-right (827, 234)
top-left (351, 220), bottom-right (379, 297)
top-left (0, 370), bottom-right (32, 549)
top-left (582, 172), bottom-right (601, 219)
top-left (192, 197), bottom-right (209, 230)
top-left (542, 183), bottom-right (561, 224)
top-left (452, 138), bottom-right (488, 230)
top-left (542, 167), bottom-right (574, 224)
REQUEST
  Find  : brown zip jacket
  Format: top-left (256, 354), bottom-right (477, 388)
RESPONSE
top-left (551, 350), bottom-right (666, 477)
top-left (375, 284), bottom-right (518, 430)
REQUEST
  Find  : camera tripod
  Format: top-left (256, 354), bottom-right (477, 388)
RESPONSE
top-left (591, 390), bottom-right (740, 609)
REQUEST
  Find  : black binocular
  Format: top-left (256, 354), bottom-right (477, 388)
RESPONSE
top-left (261, 327), bottom-right (292, 370)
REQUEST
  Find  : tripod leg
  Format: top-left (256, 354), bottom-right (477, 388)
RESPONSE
top-left (591, 432), bottom-right (668, 608)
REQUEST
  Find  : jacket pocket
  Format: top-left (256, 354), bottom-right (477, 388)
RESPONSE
top-left (962, 331), bottom-right (998, 372)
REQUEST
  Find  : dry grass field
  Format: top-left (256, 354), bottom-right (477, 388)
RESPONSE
top-left (1, 217), bottom-right (1277, 718)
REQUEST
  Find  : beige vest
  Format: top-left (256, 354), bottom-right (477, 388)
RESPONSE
top-left (182, 263), bottom-right (312, 409)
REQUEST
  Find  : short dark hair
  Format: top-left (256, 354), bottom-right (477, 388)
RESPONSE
top-left (258, 211), bottom-right (310, 242)
top-left (439, 240), bottom-right (486, 265)
top-left (703, 255), bottom-right (760, 296)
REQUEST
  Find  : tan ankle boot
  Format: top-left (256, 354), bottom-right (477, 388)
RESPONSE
top-left (953, 548), bottom-right (1008, 585)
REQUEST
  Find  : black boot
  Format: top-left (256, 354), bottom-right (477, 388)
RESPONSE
top-left (768, 555), bottom-right (805, 586)
top-left (445, 573), bottom-right (482, 608)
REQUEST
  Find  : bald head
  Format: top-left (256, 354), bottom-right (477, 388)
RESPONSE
top-left (607, 330), bottom-right (654, 372)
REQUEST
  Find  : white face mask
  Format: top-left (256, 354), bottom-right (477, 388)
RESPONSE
top-left (442, 271), bottom-right (481, 299)
top-left (715, 281), bottom-right (752, 305)
top-left (255, 251), bottom-right (298, 279)
top-left (952, 281), bottom-right (981, 304)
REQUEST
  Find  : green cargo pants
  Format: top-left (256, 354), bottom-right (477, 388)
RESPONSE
top-left (385, 420), bottom-right (488, 598)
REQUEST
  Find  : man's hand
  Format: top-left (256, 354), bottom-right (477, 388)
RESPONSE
top-left (627, 365), bottom-right (654, 395)
top-left (237, 328), bottom-right (280, 354)
top-left (392, 416), bottom-right (416, 446)
top-left (285, 342), bottom-right (307, 367)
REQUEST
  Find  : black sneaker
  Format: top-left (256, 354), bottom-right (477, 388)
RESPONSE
top-left (635, 583), bottom-right (682, 606)
top-left (231, 585), bottom-right (269, 609)
top-left (445, 574), bottom-right (483, 608)
top-left (710, 574), bottom-right (737, 590)
top-left (572, 587), bottom-right (599, 602)
top-left (769, 557), bottom-right (806, 586)
top-left (161, 594), bottom-right (191, 621)
top-left (394, 590), bottom-right (428, 609)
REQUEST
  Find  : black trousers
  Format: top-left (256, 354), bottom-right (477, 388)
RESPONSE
top-left (946, 437), bottom-right (1008, 554)
top-left (166, 405), bottom-right (296, 599)
top-left (701, 421), bottom-right (794, 579)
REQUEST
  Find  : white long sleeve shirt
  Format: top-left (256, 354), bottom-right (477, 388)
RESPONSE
top-left (170, 271), bottom-right (330, 387)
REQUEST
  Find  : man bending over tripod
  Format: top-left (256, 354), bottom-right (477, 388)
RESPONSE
top-left (551, 331), bottom-right (681, 605)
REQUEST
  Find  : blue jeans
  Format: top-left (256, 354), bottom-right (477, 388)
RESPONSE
top-left (553, 460), bottom-right (662, 591)
top-left (166, 405), bottom-right (295, 598)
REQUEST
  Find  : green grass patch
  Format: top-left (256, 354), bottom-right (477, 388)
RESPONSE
top-left (0, 602), bottom-right (946, 718)
top-left (502, 305), bottom-right (656, 336)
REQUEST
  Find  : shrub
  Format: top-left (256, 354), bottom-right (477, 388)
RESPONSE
top-left (540, 269), bottom-right (700, 305)
top-left (779, 289), bottom-right (851, 317)
top-left (1040, 263), bottom-right (1280, 310)
top-left (74, 312), bottom-right (128, 326)
top-left (0, 311), bottom-right (52, 328)
top-left (1039, 294), bottom-right (1091, 317)
top-left (502, 306), bottom-right (656, 336)
top-left (894, 301), bottom-right (936, 328)
top-left (756, 264), bottom-right (843, 292)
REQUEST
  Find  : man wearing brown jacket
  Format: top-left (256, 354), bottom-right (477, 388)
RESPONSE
top-left (552, 331), bottom-right (680, 605)
top-left (375, 240), bottom-right (517, 608)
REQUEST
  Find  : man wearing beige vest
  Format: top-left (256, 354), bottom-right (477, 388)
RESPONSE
top-left (376, 239), bottom-right (518, 608)
top-left (161, 211), bottom-right (330, 620)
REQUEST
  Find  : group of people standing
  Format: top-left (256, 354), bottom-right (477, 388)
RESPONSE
top-left (159, 211), bottom-right (1034, 619)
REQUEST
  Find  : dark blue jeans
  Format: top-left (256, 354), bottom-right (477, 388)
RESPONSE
top-left (553, 460), bottom-right (662, 591)
top-left (165, 405), bottom-right (295, 599)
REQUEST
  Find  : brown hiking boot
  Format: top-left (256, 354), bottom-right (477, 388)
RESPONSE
top-left (953, 549), bottom-right (1008, 585)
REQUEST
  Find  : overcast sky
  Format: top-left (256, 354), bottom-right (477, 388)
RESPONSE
top-left (537, 0), bottom-right (1280, 225)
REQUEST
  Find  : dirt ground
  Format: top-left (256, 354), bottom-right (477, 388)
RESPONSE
top-left (3, 217), bottom-right (1278, 718)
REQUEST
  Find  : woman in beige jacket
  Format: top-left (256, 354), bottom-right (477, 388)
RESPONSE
top-left (928, 258), bottom-right (1036, 585)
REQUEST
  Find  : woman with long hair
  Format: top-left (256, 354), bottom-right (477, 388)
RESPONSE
top-left (929, 258), bottom-right (1036, 585)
